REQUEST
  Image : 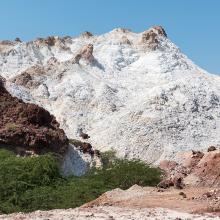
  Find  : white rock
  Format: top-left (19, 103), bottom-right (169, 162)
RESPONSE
top-left (1, 27), bottom-right (220, 164)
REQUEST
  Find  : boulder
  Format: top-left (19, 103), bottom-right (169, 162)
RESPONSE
top-left (157, 179), bottom-right (174, 189)
top-left (207, 146), bottom-right (217, 152)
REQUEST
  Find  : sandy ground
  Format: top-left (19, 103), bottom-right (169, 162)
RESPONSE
top-left (1, 185), bottom-right (219, 219)
top-left (0, 206), bottom-right (218, 220)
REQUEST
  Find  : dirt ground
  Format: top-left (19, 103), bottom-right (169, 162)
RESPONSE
top-left (85, 185), bottom-right (220, 216)
top-left (1, 185), bottom-right (219, 220)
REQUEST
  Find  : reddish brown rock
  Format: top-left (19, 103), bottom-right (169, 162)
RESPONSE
top-left (172, 176), bottom-right (184, 189)
top-left (141, 26), bottom-right (167, 50)
top-left (78, 128), bottom-right (90, 139)
top-left (0, 77), bottom-right (68, 155)
top-left (207, 146), bottom-right (217, 152)
top-left (157, 179), bottom-right (174, 189)
top-left (194, 151), bottom-right (220, 187)
top-left (81, 31), bottom-right (93, 38)
top-left (11, 65), bottom-right (44, 89)
top-left (159, 160), bottom-right (178, 173)
top-left (72, 44), bottom-right (94, 64)
top-left (44, 36), bottom-right (56, 46)
top-left (160, 149), bottom-right (220, 188)
top-left (69, 139), bottom-right (99, 157)
top-left (35, 36), bottom-right (56, 47)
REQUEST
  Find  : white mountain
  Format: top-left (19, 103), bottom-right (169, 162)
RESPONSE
top-left (1, 26), bottom-right (220, 163)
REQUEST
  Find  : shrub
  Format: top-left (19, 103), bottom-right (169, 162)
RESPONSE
top-left (87, 159), bottom-right (162, 189)
top-left (0, 149), bottom-right (162, 214)
top-left (100, 150), bottom-right (117, 168)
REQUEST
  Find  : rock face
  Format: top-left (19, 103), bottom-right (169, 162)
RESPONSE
top-left (1, 26), bottom-right (220, 164)
top-left (0, 76), bottom-right (68, 155)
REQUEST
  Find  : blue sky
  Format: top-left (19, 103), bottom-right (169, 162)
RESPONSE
top-left (0, 0), bottom-right (219, 74)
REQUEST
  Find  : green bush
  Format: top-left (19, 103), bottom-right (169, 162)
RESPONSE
top-left (87, 159), bottom-right (162, 189)
top-left (100, 150), bottom-right (117, 168)
top-left (0, 149), bottom-right (162, 214)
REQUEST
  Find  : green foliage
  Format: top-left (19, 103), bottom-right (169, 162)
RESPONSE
top-left (0, 149), bottom-right (162, 214)
top-left (87, 159), bottom-right (162, 189)
top-left (100, 150), bottom-right (117, 168)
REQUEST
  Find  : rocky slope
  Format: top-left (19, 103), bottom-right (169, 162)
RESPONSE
top-left (0, 76), bottom-right (68, 155)
top-left (1, 26), bottom-right (220, 163)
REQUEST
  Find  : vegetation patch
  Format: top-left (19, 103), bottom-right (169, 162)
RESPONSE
top-left (0, 149), bottom-right (162, 214)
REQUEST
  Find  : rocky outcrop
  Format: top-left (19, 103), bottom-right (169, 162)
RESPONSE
top-left (0, 40), bottom-right (15, 54)
top-left (34, 36), bottom-right (71, 52)
top-left (11, 65), bottom-right (44, 89)
top-left (47, 57), bottom-right (59, 66)
top-left (81, 31), bottom-right (93, 38)
top-left (14, 37), bottom-right (22, 43)
top-left (0, 77), bottom-right (68, 155)
top-left (141, 26), bottom-right (167, 50)
top-left (120, 36), bottom-right (131, 45)
top-left (37, 36), bottom-right (56, 47)
top-left (72, 44), bottom-right (94, 64)
top-left (69, 139), bottom-right (100, 156)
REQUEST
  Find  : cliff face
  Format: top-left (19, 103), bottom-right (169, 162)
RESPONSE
top-left (0, 76), bottom-right (68, 155)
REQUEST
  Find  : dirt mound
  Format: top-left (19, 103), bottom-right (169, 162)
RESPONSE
top-left (84, 186), bottom-right (220, 217)
top-left (159, 148), bottom-right (220, 188)
top-left (0, 77), bottom-right (68, 155)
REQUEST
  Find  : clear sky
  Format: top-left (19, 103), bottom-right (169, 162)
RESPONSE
top-left (0, 0), bottom-right (219, 74)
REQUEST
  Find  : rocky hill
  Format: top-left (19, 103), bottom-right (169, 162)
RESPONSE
top-left (1, 26), bottom-right (220, 163)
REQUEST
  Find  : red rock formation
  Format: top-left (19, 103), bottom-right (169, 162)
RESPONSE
top-left (0, 76), bottom-right (68, 155)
